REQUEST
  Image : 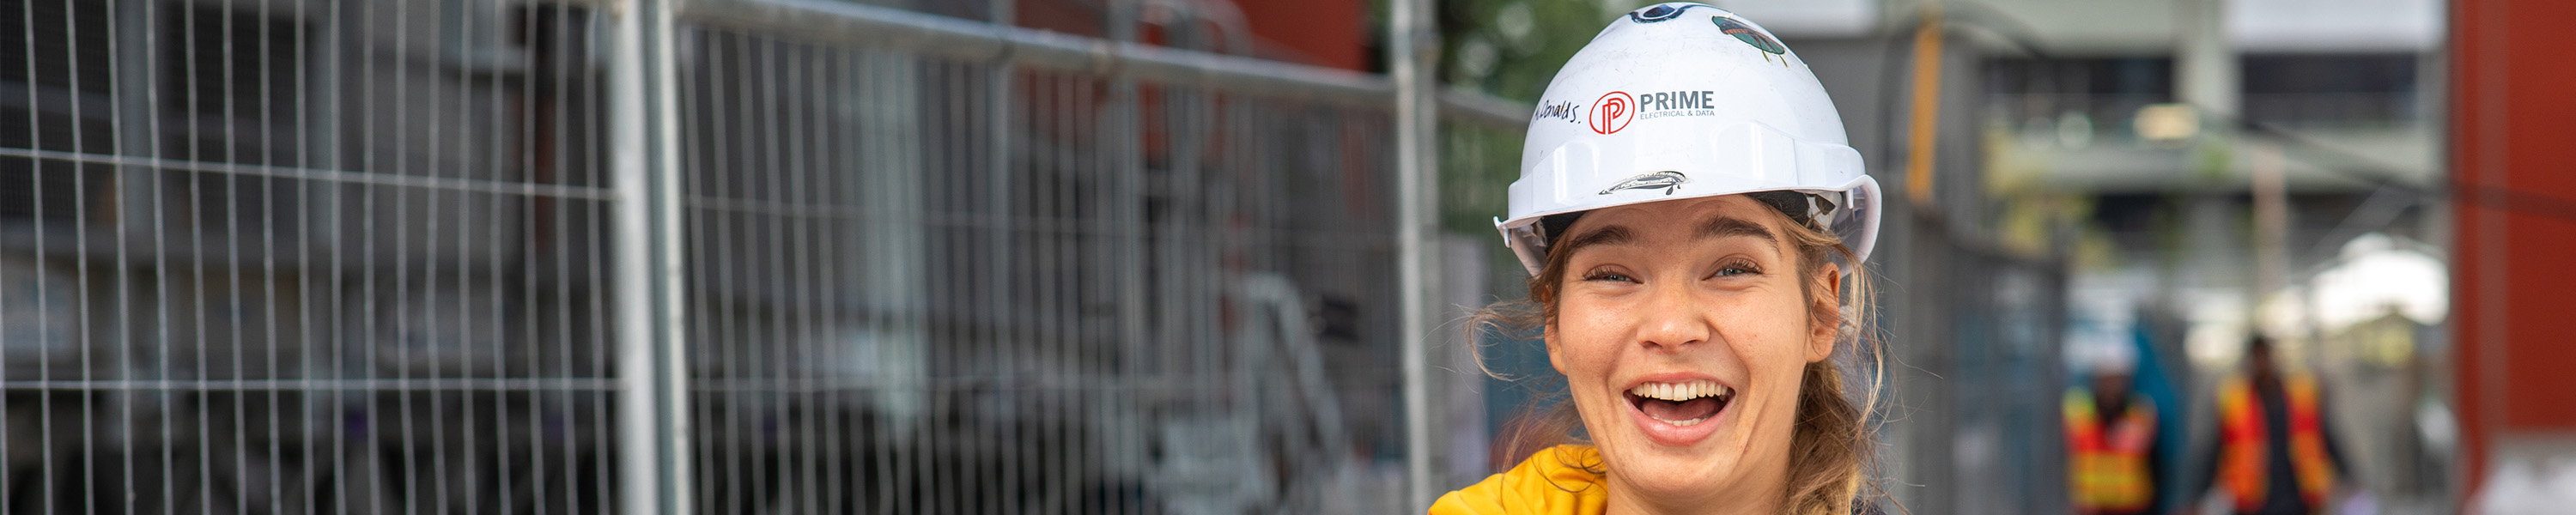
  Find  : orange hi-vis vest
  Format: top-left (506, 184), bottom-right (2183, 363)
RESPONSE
top-left (2216, 373), bottom-right (2336, 512)
top-left (2063, 388), bottom-right (2156, 513)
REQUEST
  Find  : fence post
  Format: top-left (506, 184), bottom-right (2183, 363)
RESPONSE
top-left (1391, 0), bottom-right (1443, 508)
top-left (608, 0), bottom-right (695, 513)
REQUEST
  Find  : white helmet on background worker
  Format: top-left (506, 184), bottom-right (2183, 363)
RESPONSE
top-left (2085, 337), bottom-right (2140, 375)
top-left (1498, 2), bottom-right (1880, 276)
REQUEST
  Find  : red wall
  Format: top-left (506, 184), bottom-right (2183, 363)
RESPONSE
top-left (1234, 0), bottom-right (1370, 70)
top-left (1007, 0), bottom-right (1369, 71)
top-left (2450, 0), bottom-right (2576, 497)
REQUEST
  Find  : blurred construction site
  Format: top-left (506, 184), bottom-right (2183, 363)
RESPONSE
top-left (0, 0), bottom-right (2569, 513)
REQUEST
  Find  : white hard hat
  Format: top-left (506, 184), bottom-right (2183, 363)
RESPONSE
top-left (1498, 2), bottom-right (1881, 276)
top-left (2084, 336), bottom-right (2140, 373)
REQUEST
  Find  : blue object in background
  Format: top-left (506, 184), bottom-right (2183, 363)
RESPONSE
top-left (1479, 324), bottom-right (1564, 467)
top-left (2127, 318), bottom-right (2189, 511)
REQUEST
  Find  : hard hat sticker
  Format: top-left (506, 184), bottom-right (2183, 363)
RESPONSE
top-left (1634, 90), bottom-right (1718, 121)
top-left (1628, 3), bottom-right (1709, 24)
top-left (1714, 16), bottom-right (1788, 56)
top-left (1590, 91), bottom-right (1636, 135)
top-left (1599, 171), bottom-right (1691, 196)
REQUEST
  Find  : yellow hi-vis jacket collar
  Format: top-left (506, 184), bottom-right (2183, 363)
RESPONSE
top-left (1430, 445), bottom-right (1611, 515)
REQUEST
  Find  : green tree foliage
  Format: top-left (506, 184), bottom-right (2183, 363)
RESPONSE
top-left (1442, 0), bottom-right (1650, 102)
top-left (1434, 1), bottom-right (1659, 238)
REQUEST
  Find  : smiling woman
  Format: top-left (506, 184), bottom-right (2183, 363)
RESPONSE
top-left (1467, 195), bottom-right (1879, 515)
top-left (1435, 3), bottom-right (1886, 515)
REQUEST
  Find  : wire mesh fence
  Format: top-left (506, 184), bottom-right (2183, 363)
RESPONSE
top-left (6, 1), bottom-right (623, 512)
top-left (669, 23), bottom-right (1400, 513)
top-left (2, 0), bottom-right (1511, 512)
top-left (1870, 215), bottom-right (2071, 515)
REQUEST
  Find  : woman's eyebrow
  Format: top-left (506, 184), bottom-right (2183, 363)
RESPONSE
top-left (1700, 215), bottom-right (1778, 245)
top-left (1558, 225), bottom-right (1632, 256)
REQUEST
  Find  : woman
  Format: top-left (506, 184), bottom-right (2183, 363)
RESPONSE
top-left (1433, 3), bottom-right (1884, 515)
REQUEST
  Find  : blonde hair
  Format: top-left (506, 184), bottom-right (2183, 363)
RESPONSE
top-left (1473, 201), bottom-right (1883, 515)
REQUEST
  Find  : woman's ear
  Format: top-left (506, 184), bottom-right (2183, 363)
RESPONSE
top-left (1545, 324), bottom-right (1569, 373)
top-left (1807, 262), bottom-right (1842, 363)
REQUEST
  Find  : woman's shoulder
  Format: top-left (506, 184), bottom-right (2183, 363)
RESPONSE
top-left (1428, 445), bottom-right (1610, 515)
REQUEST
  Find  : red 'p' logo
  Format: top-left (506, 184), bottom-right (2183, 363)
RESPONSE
top-left (1590, 91), bottom-right (1634, 135)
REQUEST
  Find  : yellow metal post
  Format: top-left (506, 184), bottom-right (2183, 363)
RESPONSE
top-left (1905, 3), bottom-right (1946, 206)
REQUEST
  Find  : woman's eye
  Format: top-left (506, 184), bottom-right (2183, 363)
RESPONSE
top-left (1712, 261), bottom-right (1760, 277)
top-left (1582, 270), bottom-right (1637, 282)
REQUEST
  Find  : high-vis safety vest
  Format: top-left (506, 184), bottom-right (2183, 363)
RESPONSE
top-left (2063, 388), bottom-right (2156, 513)
top-left (2216, 374), bottom-right (2336, 512)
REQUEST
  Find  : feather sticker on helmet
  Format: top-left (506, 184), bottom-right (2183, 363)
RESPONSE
top-left (1714, 16), bottom-right (1787, 55)
top-left (1598, 171), bottom-right (1691, 196)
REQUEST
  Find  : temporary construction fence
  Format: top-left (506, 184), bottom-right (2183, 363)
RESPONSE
top-left (1872, 216), bottom-right (2071, 515)
top-left (0, 0), bottom-right (1523, 513)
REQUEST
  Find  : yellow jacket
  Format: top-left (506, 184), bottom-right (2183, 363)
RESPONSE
top-left (1429, 445), bottom-right (1612, 515)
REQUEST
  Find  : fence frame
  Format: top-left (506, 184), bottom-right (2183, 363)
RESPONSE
top-left (590, 1), bottom-right (1533, 513)
top-left (605, 1), bottom-right (697, 513)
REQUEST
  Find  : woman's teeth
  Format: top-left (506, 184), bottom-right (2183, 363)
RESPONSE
top-left (1630, 379), bottom-right (1729, 402)
top-left (1629, 379), bottom-right (1733, 427)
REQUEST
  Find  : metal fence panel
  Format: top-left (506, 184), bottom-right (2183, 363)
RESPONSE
top-left (5, 1), bottom-right (632, 512)
top-left (3, 0), bottom-right (1496, 512)
top-left (665, 21), bottom-right (1409, 509)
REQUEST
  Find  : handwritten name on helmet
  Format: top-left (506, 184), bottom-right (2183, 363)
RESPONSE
top-left (1534, 99), bottom-right (1583, 124)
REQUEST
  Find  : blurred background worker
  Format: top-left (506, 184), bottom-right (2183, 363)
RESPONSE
top-left (2065, 343), bottom-right (2161, 515)
top-left (2190, 336), bottom-right (2353, 515)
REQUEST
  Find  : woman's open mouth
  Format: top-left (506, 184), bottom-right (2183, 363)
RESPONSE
top-left (1625, 379), bottom-right (1734, 427)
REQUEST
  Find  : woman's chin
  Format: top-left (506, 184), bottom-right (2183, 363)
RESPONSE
top-left (1597, 409), bottom-right (1746, 494)
top-left (1606, 449), bottom-right (1743, 507)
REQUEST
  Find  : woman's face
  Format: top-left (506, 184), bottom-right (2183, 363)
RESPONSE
top-left (1546, 194), bottom-right (1838, 512)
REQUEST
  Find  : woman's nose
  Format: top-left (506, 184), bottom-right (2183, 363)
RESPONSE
top-left (1634, 282), bottom-right (1710, 350)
